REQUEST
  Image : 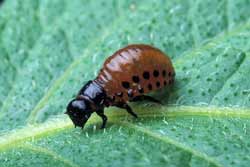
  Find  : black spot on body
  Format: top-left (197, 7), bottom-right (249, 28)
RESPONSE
top-left (163, 80), bottom-right (167, 86)
top-left (156, 81), bottom-right (160, 87)
top-left (148, 84), bottom-right (152, 90)
top-left (169, 79), bottom-right (174, 84)
top-left (122, 81), bottom-right (130, 89)
top-left (153, 70), bottom-right (159, 77)
top-left (138, 87), bottom-right (144, 93)
top-left (162, 70), bottom-right (166, 77)
top-left (143, 71), bottom-right (150, 80)
top-left (168, 72), bottom-right (172, 77)
top-left (132, 76), bottom-right (140, 83)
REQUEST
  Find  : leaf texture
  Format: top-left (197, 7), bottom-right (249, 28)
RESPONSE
top-left (0, 0), bottom-right (250, 166)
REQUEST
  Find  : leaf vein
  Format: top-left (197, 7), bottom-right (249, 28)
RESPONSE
top-left (0, 3), bottom-right (67, 116)
top-left (113, 121), bottom-right (223, 167)
top-left (20, 143), bottom-right (79, 167)
top-left (210, 52), bottom-right (246, 103)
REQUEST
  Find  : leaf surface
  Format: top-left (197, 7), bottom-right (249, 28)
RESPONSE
top-left (0, 0), bottom-right (250, 166)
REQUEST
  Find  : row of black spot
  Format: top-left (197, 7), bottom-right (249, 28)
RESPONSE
top-left (147, 79), bottom-right (170, 90)
top-left (113, 77), bottom-right (172, 101)
top-left (143, 69), bottom-right (171, 80)
top-left (112, 69), bottom-right (175, 100)
top-left (122, 69), bottom-right (171, 89)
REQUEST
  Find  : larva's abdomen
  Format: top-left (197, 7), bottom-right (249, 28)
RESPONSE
top-left (95, 44), bottom-right (175, 103)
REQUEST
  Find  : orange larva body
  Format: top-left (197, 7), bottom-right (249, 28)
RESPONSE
top-left (66, 44), bottom-right (175, 129)
top-left (95, 44), bottom-right (175, 104)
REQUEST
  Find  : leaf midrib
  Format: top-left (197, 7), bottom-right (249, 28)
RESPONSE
top-left (0, 106), bottom-right (249, 155)
top-left (0, 2), bottom-right (250, 166)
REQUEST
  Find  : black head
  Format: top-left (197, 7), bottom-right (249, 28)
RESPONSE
top-left (65, 98), bottom-right (93, 128)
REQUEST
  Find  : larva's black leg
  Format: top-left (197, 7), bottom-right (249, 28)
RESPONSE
top-left (132, 95), bottom-right (162, 104)
top-left (96, 109), bottom-right (107, 129)
top-left (115, 102), bottom-right (138, 118)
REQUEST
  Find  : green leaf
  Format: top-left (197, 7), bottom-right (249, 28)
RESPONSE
top-left (0, 0), bottom-right (250, 166)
